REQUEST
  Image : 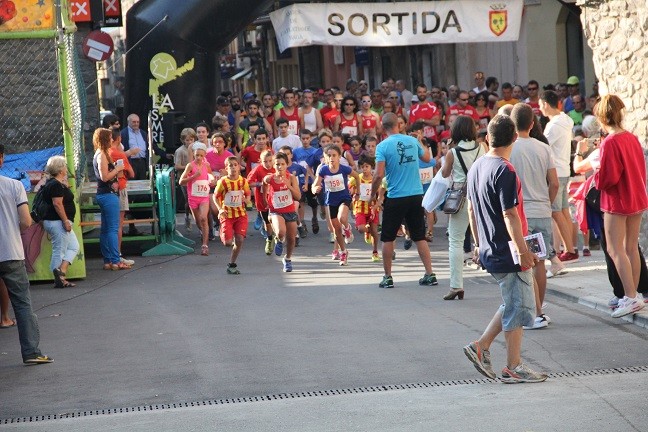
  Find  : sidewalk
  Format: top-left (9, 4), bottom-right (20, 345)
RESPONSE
top-left (544, 249), bottom-right (648, 329)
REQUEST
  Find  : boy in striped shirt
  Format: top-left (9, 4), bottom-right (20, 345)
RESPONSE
top-left (214, 156), bottom-right (252, 274)
top-left (349, 154), bottom-right (380, 262)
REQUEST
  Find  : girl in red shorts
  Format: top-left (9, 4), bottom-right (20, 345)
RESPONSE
top-left (349, 153), bottom-right (380, 262)
top-left (179, 143), bottom-right (214, 256)
top-left (262, 153), bottom-right (301, 272)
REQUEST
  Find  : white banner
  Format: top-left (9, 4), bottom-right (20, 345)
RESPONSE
top-left (270, 1), bottom-right (523, 52)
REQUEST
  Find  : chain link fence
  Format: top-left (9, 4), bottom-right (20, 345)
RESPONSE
top-left (0, 35), bottom-right (86, 191)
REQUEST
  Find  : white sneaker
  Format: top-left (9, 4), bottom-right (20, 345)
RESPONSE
top-left (120, 257), bottom-right (135, 266)
top-left (611, 296), bottom-right (645, 318)
top-left (523, 315), bottom-right (549, 330)
top-left (546, 264), bottom-right (567, 278)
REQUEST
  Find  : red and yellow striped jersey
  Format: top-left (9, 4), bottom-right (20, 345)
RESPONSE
top-left (215, 176), bottom-right (250, 218)
top-left (348, 175), bottom-right (373, 215)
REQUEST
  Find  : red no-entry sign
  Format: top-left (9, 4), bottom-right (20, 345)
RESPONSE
top-left (82, 30), bottom-right (114, 62)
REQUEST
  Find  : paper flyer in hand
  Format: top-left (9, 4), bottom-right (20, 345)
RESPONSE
top-left (509, 232), bottom-right (547, 265)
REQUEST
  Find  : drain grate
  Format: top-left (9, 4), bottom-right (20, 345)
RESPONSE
top-left (3, 366), bottom-right (648, 424)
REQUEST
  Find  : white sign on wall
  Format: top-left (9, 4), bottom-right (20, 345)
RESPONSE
top-left (269, 1), bottom-right (524, 53)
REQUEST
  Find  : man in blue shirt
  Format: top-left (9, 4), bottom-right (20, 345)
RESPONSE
top-left (371, 112), bottom-right (436, 288)
top-left (463, 114), bottom-right (547, 384)
top-left (120, 113), bottom-right (171, 180)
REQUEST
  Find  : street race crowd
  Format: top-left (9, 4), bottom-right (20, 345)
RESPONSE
top-left (1, 73), bottom-right (647, 382)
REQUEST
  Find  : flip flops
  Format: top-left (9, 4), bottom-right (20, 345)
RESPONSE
top-left (0, 320), bottom-right (16, 329)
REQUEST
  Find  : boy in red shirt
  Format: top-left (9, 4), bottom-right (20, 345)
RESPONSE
top-left (214, 157), bottom-right (252, 274)
top-left (247, 150), bottom-right (276, 254)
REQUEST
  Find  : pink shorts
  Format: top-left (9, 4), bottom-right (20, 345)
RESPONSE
top-left (188, 196), bottom-right (210, 210)
top-left (219, 215), bottom-right (248, 244)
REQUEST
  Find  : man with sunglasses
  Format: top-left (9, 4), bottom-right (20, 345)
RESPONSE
top-left (446, 91), bottom-right (480, 125)
top-left (524, 80), bottom-right (542, 118)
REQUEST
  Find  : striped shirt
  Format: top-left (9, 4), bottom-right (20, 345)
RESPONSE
top-left (215, 176), bottom-right (250, 218)
top-left (348, 175), bottom-right (373, 215)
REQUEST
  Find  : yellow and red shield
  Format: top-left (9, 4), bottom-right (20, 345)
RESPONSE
top-left (489, 10), bottom-right (508, 36)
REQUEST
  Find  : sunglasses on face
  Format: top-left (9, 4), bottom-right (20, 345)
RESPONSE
top-left (344, 103), bottom-right (356, 106)
top-left (362, 100), bottom-right (371, 103)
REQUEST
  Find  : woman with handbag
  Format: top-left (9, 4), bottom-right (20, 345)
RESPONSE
top-left (41, 156), bottom-right (79, 288)
top-left (440, 116), bottom-right (486, 300)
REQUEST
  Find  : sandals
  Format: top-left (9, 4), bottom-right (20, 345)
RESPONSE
top-left (103, 262), bottom-right (132, 271)
top-left (201, 245), bottom-right (209, 256)
top-left (53, 268), bottom-right (77, 288)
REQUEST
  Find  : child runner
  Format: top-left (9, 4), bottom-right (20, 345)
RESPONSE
top-left (312, 144), bottom-right (361, 266)
top-left (344, 135), bottom-right (364, 169)
top-left (247, 150), bottom-right (276, 255)
top-left (179, 143), bottom-right (214, 256)
top-left (293, 129), bottom-right (321, 234)
top-left (206, 132), bottom-right (234, 240)
top-left (349, 153), bottom-right (380, 261)
top-left (278, 145), bottom-right (309, 241)
top-left (262, 153), bottom-right (301, 272)
top-left (364, 135), bottom-right (378, 158)
top-left (214, 156), bottom-right (252, 274)
top-left (174, 127), bottom-right (196, 230)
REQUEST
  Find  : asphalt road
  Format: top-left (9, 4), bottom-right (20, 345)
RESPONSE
top-left (1, 220), bottom-right (647, 430)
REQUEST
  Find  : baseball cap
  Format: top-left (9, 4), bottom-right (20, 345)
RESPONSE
top-left (243, 92), bottom-right (257, 100)
top-left (566, 76), bottom-right (580, 86)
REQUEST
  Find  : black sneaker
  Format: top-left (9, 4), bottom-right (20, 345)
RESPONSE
top-left (378, 275), bottom-right (394, 288)
top-left (24, 355), bottom-right (53, 365)
top-left (298, 224), bottom-right (308, 238)
top-left (419, 273), bottom-right (438, 286)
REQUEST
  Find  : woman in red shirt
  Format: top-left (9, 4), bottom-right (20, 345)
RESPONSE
top-left (334, 96), bottom-right (362, 137)
top-left (594, 94), bottom-right (648, 318)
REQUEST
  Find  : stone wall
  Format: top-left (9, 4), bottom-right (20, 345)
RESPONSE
top-left (579, 0), bottom-right (648, 252)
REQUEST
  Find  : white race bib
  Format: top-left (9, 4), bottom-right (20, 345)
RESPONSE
top-left (192, 180), bottom-right (210, 197)
top-left (341, 126), bottom-right (358, 136)
top-left (224, 190), bottom-right (244, 207)
top-left (325, 173), bottom-right (345, 193)
top-left (288, 120), bottom-right (298, 135)
top-left (272, 189), bottom-right (293, 209)
top-left (359, 183), bottom-right (372, 202)
top-left (419, 166), bottom-right (434, 184)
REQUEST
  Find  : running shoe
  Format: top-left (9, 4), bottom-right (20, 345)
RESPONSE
top-left (254, 213), bottom-right (263, 231)
top-left (274, 239), bottom-right (284, 256)
top-left (404, 237), bottom-right (413, 250)
top-left (500, 363), bottom-right (548, 384)
top-left (185, 215), bottom-right (191, 230)
top-left (331, 250), bottom-right (341, 260)
top-left (523, 315), bottom-right (549, 330)
top-left (378, 275), bottom-right (394, 288)
top-left (364, 231), bottom-right (372, 244)
top-left (295, 236), bottom-right (300, 247)
top-left (298, 224), bottom-right (308, 238)
top-left (208, 231), bottom-right (216, 242)
top-left (227, 264), bottom-right (241, 275)
top-left (343, 224), bottom-right (354, 244)
top-left (312, 217), bottom-right (320, 234)
top-left (282, 258), bottom-right (293, 272)
top-left (463, 341), bottom-right (496, 379)
top-left (329, 233), bottom-right (335, 244)
top-left (371, 252), bottom-right (380, 262)
top-left (418, 273), bottom-right (438, 286)
top-left (319, 206), bottom-right (326, 220)
top-left (23, 354), bottom-right (54, 365)
top-left (265, 238), bottom-right (273, 255)
top-left (558, 251), bottom-right (579, 263)
top-left (582, 248), bottom-right (591, 257)
top-left (611, 295), bottom-right (645, 318)
top-left (339, 251), bottom-right (348, 266)
top-left (260, 223), bottom-right (268, 240)
top-left (546, 263), bottom-right (567, 278)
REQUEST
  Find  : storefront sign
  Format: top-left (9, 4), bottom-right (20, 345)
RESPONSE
top-left (269, 1), bottom-right (523, 52)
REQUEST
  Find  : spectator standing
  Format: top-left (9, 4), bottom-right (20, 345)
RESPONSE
top-left (121, 114), bottom-right (170, 180)
top-left (0, 143), bottom-right (53, 364)
top-left (175, 128), bottom-right (196, 230)
top-left (463, 115), bottom-right (546, 383)
top-left (395, 80), bottom-right (413, 112)
top-left (41, 156), bottom-right (80, 288)
top-left (594, 95), bottom-right (648, 318)
top-left (472, 71), bottom-right (487, 94)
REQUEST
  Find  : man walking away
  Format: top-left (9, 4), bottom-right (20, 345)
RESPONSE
top-left (463, 115), bottom-right (547, 383)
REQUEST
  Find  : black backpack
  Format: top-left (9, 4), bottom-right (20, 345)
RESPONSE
top-left (30, 180), bottom-right (52, 223)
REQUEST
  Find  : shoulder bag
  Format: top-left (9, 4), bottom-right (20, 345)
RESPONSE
top-left (442, 143), bottom-right (479, 215)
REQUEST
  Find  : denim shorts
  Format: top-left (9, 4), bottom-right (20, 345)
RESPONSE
top-left (526, 217), bottom-right (556, 259)
top-left (551, 177), bottom-right (570, 211)
top-left (492, 270), bottom-right (535, 331)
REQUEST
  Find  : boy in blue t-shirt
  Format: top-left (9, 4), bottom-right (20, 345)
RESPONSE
top-left (292, 129), bottom-right (321, 234)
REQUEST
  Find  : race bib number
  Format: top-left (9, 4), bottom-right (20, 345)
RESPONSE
top-left (419, 166), bottom-right (434, 184)
top-left (341, 126), bottom-right (358, 136)
top-left (288, 120), bottom-right (298, 135)
top-left (324, 174), bottom-right (345, 193)
top-left (272, 189), bottom-right (293, 209)
top-left (224, 190), bottom-right (244, 207)
top-left (192, 180), bottom-right (209, 197)
top-left (359, 183), bottom-right (372, 202)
